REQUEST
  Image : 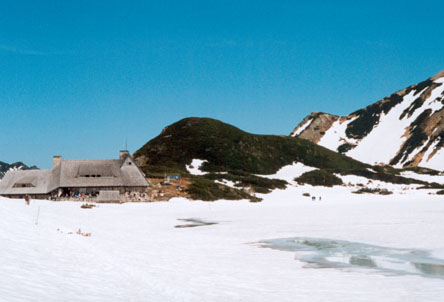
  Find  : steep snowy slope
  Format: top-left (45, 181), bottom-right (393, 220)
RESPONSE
top-left (291, 70), bottom-right (444, 170)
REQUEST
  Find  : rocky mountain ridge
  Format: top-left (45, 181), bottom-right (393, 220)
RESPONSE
top-left (291, 70), bottom-right (444, 171)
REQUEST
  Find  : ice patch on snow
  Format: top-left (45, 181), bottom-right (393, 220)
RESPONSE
top-left (174, 218), bottom-right (218, 228)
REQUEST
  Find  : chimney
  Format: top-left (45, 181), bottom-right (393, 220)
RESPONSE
top-left (53, 156), bottom-right (62, 168)
top-left (120, 150), bottom-right (130, 160)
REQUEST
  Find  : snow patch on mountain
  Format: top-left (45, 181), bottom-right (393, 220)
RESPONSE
top-left (215, 179), bottom-right (237, 188)
top-left (420, 142), bottom-right (444, 170)
top-left (318, 117), bottom-right (358, 151)
top-left (0, 161), bottom-right (37, 179)
top-left (186, 159), bottom-right (208, 175)
top-left (346, 89), bottom-right (421, 166)
top-left (291, 118), bottom-right (313, 137)
top-left (258, 162), bottom-right (317, 183)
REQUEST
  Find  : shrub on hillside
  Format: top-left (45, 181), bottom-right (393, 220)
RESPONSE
top-left (186, 177), bottom-right (261, 202)
top-left (403, 166), bottom-right (441, 176)
top-left (338, 167), bottom-right (426, 185)
top-left (134, 117), bottom-right (367, 176)
top-left (295, 170), bottom-right (343, 187)
top-left (204, 171), bottom-right (287, 194)
top-left (352, 188), bottom-right (393, 195)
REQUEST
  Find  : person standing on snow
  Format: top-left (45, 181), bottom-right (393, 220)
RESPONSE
top-left (24, 194), bottom-right (30, 205)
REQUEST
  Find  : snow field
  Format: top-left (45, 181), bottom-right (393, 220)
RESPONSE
top-left (345, 90), bottom-right (421, 165)
top-left (1, 185), bottom-right (444, 302)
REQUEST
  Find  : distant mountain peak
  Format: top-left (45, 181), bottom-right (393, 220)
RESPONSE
top-left (0, 161), bottom-right (38, 179)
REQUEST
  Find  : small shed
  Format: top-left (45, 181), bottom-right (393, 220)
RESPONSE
top-left (97, 190), bottom-right (121, 203)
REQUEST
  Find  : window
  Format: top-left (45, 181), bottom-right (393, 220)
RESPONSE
top-left (13, 183), bottom-right (35, 188)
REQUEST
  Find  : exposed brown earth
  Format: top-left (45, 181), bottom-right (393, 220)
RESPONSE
top-left (291, 112), bottom-right (339, 143)
top-left (146, 177), bottom-right (191, 201)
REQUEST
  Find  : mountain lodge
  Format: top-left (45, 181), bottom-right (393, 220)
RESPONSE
top-left (0, 151), bottom-right (150, 199)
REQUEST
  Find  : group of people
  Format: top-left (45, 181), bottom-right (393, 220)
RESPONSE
top-left (311, 196), bottom-right (322, 201)
top-left (56, 191), bottom-right (98, 202)
top-left (124, 191), bottom-right (151, 202)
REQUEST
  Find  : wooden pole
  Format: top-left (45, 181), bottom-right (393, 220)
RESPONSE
top-left (35, 206), bottom-right (40, 225)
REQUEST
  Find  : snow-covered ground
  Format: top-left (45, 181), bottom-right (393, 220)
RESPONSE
top-left (1, 185), bottom-right (444, 301)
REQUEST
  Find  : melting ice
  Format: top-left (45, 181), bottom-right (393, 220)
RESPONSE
top-left (258, 237), bottom-right (444, 279)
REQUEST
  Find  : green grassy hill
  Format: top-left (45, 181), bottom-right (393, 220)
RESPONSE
top-left (134, 117), bottom-right (436, 201)
top-left (134, 117), bottom-right (366, 175)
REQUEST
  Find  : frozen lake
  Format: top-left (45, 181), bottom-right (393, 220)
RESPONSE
top-left (259, 237), bottom-right (444, 279)
top-left (1, 185), bottom-right (444, 301)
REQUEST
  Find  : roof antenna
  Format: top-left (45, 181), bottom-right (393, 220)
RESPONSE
top-left (125, 138), bottom-right (128, 151)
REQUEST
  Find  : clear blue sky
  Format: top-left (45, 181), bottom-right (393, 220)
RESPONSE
top-left (1, 0), bottom-right (444, 168)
